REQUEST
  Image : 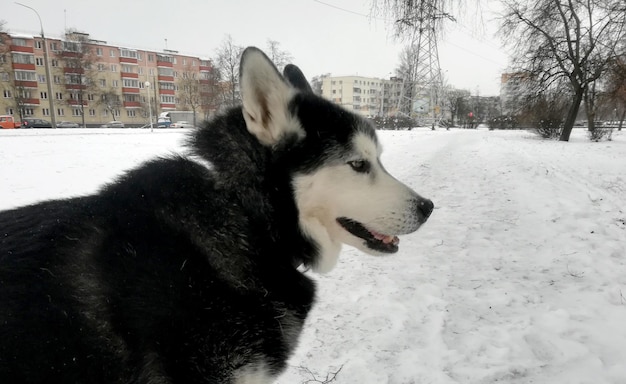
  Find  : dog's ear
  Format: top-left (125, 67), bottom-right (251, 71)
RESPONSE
top-left (283, 64), bottom-right (313, 93)
top-left (239, 47), bottom-right (304, 146)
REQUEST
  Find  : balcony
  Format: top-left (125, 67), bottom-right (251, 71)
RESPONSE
top-left (121, 87), bottom-right (140, 94)
top-left (119, 57), bottom-right (138, 64)
top-left (10, 45), bottom-right (34, 53)
top-left (123, 101), bottom-right (141, 108)
top-left (13, 63), bottom-right (36, 71)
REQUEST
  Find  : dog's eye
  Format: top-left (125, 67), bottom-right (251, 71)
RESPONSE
top-left (348, 160), bottom-right (370, 173)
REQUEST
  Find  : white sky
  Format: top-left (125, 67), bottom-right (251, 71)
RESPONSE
top-left (6, 0), bottom-right (510, 96)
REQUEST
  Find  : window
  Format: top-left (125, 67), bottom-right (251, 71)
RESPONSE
top-left (72, 109), bottom-right (81, 116)
top-left (138, 67), bottom-right (144, 75)
top-left (112, 80), bottom-right (119, 88)
top-left (159, 82), bottom-right (175, 91)
top-left (182, 58), bottom-right (186, 65)
top-left (123, 79), bottom-right (139, 88)
top-left (50, 42), bottom-right (58, 51)
top-left (158, 68), bottom-right (174, 77)
top-left (55, 92), bottom-right (63, 100)
top-left (12, 53), bottom-right (35, 65)
top-left (97, 64), bottom-right (107, 71)
top-left (89, 109), bottom-right (96, 116)
top-left (3, 90), bottom-right (11, 98)
top-left (65, 74), bottom-right (83, 85)
top-left (40, 91), bottom-right (48, 99)
top-left (51, 59), bottom-right (59, 67)
top-left (5, 108), bottom-right (14, 115)
top-left (57, 108), bottom-right (65, 116)
top-left (42, 108), bottom-right (50, 116)
top-left (36, 57), bottom-right (44, 66)
top-left (110, 65), bottom-right (117, 72)
top-left (96, 48), bottom-right (103, 56)
top-left (137, 52), bottom-right (143, 61)
top-left (87, 94), bottom-right (95, 101)
top-left (148, 54), bottom-right (154, 62)
top-left (99, 79), bottom-right (106, 87)
top-left (120, 49), bottom-right (137, 59)
top-left (121, 64), bottom-right (134, 73)
top-left (160, 95), bottom-right (175, 104)
top-left (149, 68), bottom-right (155, 76)
top-left (110, 49), bottom-right (117, 57)
top-left (1, 73), bottom-right (9, 82)
top-left (12, 38), bottom-right (27, 46)
top-left (127, 110), bottom-right (136, 117)
top-left (21, 108), bottom-right (34, 116)
top-left (14, 71), bottom-right (37, 81)
top-left (35, 40), bottom-right (42, 49)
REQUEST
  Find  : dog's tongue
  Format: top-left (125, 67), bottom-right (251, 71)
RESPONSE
top-left (371, 230), bottom-right (400, 245)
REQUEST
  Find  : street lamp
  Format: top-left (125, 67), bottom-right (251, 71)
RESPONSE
top-left (15, 2), bottom-right (57, 128)
top-left (145, 81), bottom-right (153, 131)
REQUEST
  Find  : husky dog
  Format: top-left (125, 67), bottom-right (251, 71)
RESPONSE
top-left (0, 47), bottom-right (433, 383)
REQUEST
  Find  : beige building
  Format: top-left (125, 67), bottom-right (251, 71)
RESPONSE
top-left (319, 75), bottom-right (406, 117)
top-left (1, 31), bottom-right (216, 127)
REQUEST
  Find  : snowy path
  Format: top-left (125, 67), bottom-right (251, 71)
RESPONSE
top-left (280, 129), bottom-right (626, 384)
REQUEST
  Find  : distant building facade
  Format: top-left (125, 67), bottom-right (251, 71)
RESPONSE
top-left (318, 75), bottom-right (406, 117)
top-left (0, 30), bottom-right (217, 126)
top-left (500, 72), bottom-right (533, 115)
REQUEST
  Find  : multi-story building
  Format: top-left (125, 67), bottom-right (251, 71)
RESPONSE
top-left (0, 30), bottom-right (217, 127)
top-left (500, 72), bottom-right (533, 115)
top-left (318, 75), bottom-right (406, 117)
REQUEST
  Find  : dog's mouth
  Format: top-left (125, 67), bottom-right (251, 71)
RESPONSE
top-left (336, 217), bottom-right (399, 253)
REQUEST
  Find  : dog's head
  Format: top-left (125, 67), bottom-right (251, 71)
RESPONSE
top-left (240, 47), bottom-right (433, 273)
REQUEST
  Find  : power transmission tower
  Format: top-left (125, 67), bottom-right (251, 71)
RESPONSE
top-left (396, 0), bottom-right (449, 129)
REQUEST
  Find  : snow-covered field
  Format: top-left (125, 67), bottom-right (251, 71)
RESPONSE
top-left (1, 127), bottom-right (625, 383)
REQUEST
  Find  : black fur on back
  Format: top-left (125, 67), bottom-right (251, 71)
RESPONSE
top-left (0, 105), bottom-right (322, 382)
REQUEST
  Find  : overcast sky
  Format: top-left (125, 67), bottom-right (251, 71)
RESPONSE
top-left (6, 0), bottom-right (510, 96)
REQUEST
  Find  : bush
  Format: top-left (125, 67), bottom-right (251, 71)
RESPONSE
top-left (488, 115), bottom-right (518, 130)
top-left (532, 119), bottom-right (563, 139)
top-left (370, 115), bottom-right (415, 130)
top-left (588, 127), bottom-right (613, 142)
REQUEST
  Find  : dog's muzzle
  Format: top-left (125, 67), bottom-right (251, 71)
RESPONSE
top-left (416, 198), bottom-right (434, 223)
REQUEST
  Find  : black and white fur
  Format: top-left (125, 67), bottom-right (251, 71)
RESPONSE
top-left (0, 47), bottom-right (433, 383)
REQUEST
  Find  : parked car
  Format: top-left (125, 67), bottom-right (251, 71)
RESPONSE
top-left (22, 118), bottom-right (53, 128)
top-left (169, 121), bottom-right (195, 128)
top-left (56, 121), bottom-right (80, 128)
top-left (100, 121), bottom-right (125, 128)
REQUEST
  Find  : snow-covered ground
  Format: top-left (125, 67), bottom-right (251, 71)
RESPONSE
top-left (1, 127), bottom-right (625, 383)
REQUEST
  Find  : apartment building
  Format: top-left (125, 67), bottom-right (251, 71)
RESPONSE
top-left (0, 31), bottom-right (216, 127)
top-left (500, 72), bottom-right (533, 115)
top-left (318, 75), bottom-right (406, 117)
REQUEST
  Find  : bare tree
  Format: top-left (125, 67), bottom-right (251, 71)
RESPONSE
top-left (499, 0), bottom-right (626, 141)
top-left (370, 0), bottom-right (456, 38)
top-left (177, 65), bottom-right (202, 127)
top-left (395, 45), bottom-right (419, 116)
top-left (59, 29), bottom-right (97, 127)
top-left (198, 65), bottom-right (223, 119)
top-left (605, 55), bottom-right (626, 130)
top-left (96, 88), bottom-right (122, 121)
top-left (444, 88), bottom-right (470, 126)
top-left (266, 39), bottom-right (293, 72)
top-left (215, 35), bottom-right (243, 108)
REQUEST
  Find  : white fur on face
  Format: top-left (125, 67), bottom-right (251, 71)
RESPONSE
top-left (294, 132), bottom-right (423, 273)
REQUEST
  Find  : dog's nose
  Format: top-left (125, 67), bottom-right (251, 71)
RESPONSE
top-left (418, 198), bottom-right (434, 220)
